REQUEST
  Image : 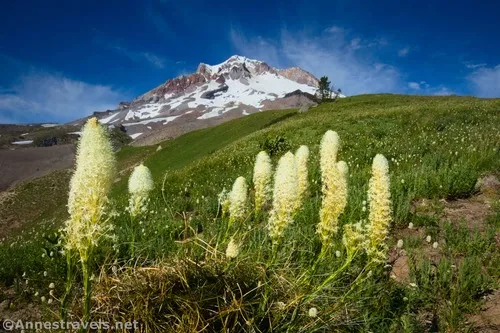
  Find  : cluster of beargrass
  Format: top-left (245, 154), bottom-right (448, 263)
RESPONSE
top-left (58, 117), bottom-right (397, 331)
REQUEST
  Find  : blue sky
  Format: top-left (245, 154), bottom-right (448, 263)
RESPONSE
top-left (1, 0), bottom-right (499, 123)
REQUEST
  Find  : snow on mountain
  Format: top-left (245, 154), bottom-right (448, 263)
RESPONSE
top-left (89, 55), bottom-right (341, 145)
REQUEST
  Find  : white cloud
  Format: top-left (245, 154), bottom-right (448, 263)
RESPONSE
top-left (230, 28), bottom-right (402, 95)
top-left (408, 82), bottom-right (421, 90)
top-left (111, 45), bottom-right (166, 69)
top-left (407, 80), bottom-right (453, 95)
top-left (408, 81), bottom-right (431, 91)
top-left (229, 29), bottom-right (283, 68)
top-left (433, 87), bottom-right (454, 96)
top-left (350, 38), bottom-right (362, 50)
top-left (467, 65), bottom-right (500, 97)
top-left (398, 47), bottom-right (410, 57)
top-left (464, 62), bottom-right (486, 69)
top-left (0, 72), bottom-right (127, 124)
top-left (325, 25), bottom-right (345, 34)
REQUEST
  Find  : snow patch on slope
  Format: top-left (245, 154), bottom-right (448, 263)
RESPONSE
top-left (11, 140), bottom-right (33, 145)
top-left (100, 113), bottom-right (119, 124)
top-left (123, 116), bottom-right (179, 126)
top-left (164, 73), bottom-right (316, 120)
top-left (129, 133), bottom-right (143, 139)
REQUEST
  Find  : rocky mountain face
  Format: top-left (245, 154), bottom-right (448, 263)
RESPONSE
top-left (88, 55), bottom-right (342, 145)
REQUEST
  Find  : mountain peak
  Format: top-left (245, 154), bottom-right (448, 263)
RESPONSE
top-left (92, 55), bottom-right (342, 145)
top-left (197, 55), bottom-right (266, 77)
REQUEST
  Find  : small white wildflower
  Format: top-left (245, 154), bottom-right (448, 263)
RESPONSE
top-left (409, 283), bottom-right (418, 288)
top-left (426, 235), bottom-right (432, 243)
top-left (308, 307), bottom-right (318, 318)
top-left (335, 250), bottom-right (341, 258)
top-left (43, 271), bottom-right (48, 277)
top-left (49, 251), bottom-right (54, 257)
top-left (49, 282), bottom-right (55, 289)
top-left (276, 301), bottom-right (286, 310)
top-left (432, 241), bottom-right (439, 249)
top-left (34, 291), bottom-right (39, 297)
top-left (396, 239), bottom-right (404, 248)
top-left (41, 296), bottom-right (46, 303)
top-left (47, 299), bottom-right (53, 305)
top-left (408, 222), bottom-right (414, 229)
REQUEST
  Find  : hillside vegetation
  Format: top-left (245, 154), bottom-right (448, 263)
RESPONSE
top-left (0, 94), bottom-right (499, 332)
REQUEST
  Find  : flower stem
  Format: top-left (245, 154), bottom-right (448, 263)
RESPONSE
top-left (60, 250), bottom-right (74, 322)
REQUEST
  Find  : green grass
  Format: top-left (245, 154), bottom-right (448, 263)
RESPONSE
top-left (0, 94), bottom-right (499, 332)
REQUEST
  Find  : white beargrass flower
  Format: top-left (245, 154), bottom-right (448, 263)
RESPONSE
top-left (225, 237), bottom-right (240, 259)
top-left (432, 241), bottom-right (438, 249)
top-left (253, 151), bottom-right (273, 214)
top-left (319, 130), bottom-right (340, 185)
top-left (426, 235), bottom-right (432, 243)
top-left (64, 117), bottom-right (116, 255)
top-left (49, 282), bottom-right (55, 289)
top-left (62, 118), bottom-right (116, 322)
top-left (295, 145), bottom-right (309, 209)
top-left (268, 152), bottom-right (299, 244)
top-left (317, 129), bottom-right (349, 247)
top-left (229, 177), bottom-right (248, 223)
top-left (397, 239), bottom-right (404, 248)
top-left (128, 163), bottom-right (154, 218)
top-left (366, 154), bottom-right (392, 262)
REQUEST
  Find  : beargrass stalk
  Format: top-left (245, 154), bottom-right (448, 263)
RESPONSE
top-left (62, 117), bottom-right (116, 324)
top-left (127, 163), bottom-right (154, 256)
top-left (253, 151), bottom-right (273, 216)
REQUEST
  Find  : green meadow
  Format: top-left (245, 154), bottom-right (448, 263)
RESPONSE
top-left (0, 94), bottom-right (499, 332)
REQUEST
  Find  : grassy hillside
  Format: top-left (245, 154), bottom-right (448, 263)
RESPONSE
top-left (0, 94), bottom-right (499, 332)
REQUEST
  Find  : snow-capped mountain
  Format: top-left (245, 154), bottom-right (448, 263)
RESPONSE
top-left (92, 55), bottom-right (342, 145)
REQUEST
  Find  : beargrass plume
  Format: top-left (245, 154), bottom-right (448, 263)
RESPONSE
top-left (62, 117), bottom-right (116, 322)
top-left (317, 131), bottom-right (348, 248)
top-left (128, 163), bottom-right (154, 218)
top-left (268, 151), bottom-right (299, 244)
top-left (367, 154), bottom-right (392, 262)
top-left (253, 151), bottom-right (273, 215)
